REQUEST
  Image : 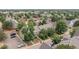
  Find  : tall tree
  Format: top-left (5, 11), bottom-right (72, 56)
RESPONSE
top-left (38, 29), bottom-right (48, 40)
top-left (22, 20), bottom-right (35, 42)
top-left (51, 33), bottom-right (61, 44)
top-left (47, 28), bottom-right (55, 37)
top-left (55, 20), bottom-right (67, 34)
top-left (2, 21), bottom-right (13, 30)
top-left (0, 15), bottom-right (5, 22)
top-left (0, 30), bottom-right (6, 41)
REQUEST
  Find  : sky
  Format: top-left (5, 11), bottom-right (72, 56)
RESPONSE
top-left (0, 0), bottom-right (78, 9)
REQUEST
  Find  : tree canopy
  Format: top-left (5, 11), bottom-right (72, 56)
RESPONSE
top-left (0, 30), bottom-right (6, 41)
top-left (51, 33), bottom-right (61, 44)
top-left (56, 44), bottom-right (75, 49)
top-left (38, 29), bottom-right (48, 40)
top-left (2, 21), bottom-right (13, 30)
top-left (55, 20), bottom-right (67, 34)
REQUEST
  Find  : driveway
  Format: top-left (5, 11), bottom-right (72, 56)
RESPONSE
top-left (4, 30), bottom-right (25, 49)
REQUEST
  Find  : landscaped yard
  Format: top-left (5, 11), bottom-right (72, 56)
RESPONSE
top-left (0, 10), bottom-right (79, 49)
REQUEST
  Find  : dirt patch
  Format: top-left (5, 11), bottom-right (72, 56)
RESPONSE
top-left (33, 39), bottom-right (40, 44)
top-left (26, 41), bottom-right (33, 46)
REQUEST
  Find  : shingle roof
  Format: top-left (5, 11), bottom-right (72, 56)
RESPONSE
top-left (74, 28), bottom-right (79, 36)
top-left (39, 43), bottom-right (52, 49)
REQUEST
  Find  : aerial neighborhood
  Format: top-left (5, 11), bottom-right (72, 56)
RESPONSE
top-left (0, 10), bottom-right (79, 49)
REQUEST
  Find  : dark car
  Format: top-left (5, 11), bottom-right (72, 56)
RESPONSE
top-left (10, 33), bottom-right (16, 38)
top-left (11, 36), bottom-right (16, 38)
top-left (10, 33), bottom-right (16, 36)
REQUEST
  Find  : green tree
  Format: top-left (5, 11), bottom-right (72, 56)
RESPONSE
top-left (47, 28), bottom-right (55, 37)
top-left (51, 14), bottom-right (61, 22)
top-left (23, 31), bottom-right (35, 42)
top-left (0, 31), bottom-right (6, 41)
top-left (65, 13), bottom-right (75, 20)
top-left (70, 28), bottom-right (75, 38)
top-left (22, 22), bottom-right (35, 42)
top-left (28, 20), bottom-right (35, 31)
top-left (2, 21), bottom-right (13, 30)
top-left (39, 16), bottom-right (47, 25)
top-left (22, 26), bottom-right (28, 34)
top-left (0, 44), bottom-right (7, 49)
top-left (73, 20), bottom-right (79, 27)
top-left (55, 20), bottom-right (67, 34)
top-left (51, 33), bottom-right (61, 44)
top-left (17, 23), bottom-right (25, 30)
top-left (25, 13), bottom-right (31, 19)
top-left (38, 29), bottom-right (48, 40)
top-left (0, 15), bottom-right (5, 22)
top-left (56, 44), bottom-right (75, 49)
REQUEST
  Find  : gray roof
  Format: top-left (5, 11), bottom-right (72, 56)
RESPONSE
top-left (39, 22), bottom-right (55, 30)
top-left (74, 28), bottom-right (79, 36)
top-left (39, 43), bottom-right (52, 49)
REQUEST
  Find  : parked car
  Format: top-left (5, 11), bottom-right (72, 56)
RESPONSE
top-left (10, 33), bottom-right (16, 38)
top-left (17, 43), bottom-right (25, 48)
top-left (10, 33), bottom-right (16, 36)
top-left (11, 36), bottom-right (16, 38)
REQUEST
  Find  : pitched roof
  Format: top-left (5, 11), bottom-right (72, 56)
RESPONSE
top-left (39, 43), bottom-right (52, 49)
top-left (74, 27), bottom-right (79, 36)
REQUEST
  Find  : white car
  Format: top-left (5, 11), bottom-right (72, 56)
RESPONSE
top-left (17, 43), bottom-right (25, 48)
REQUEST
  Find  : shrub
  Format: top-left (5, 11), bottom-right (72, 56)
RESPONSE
top-left (0, 15), bottom-right (5, 22)
top-left (66, 15), bottom-right (75, 20)
top-left (51, 14), bottom-right (62, 22)
top-left (65, 13), bottom-right (75, 20)
top-left (25, 13), bottom-right (31, 19)
top-left (23, 32), bottom-right (35, 42)
top-left (39, 17), bottom-right (47, 25)
top-left (47, 28), bottom-right (55, 37)
top-left (1, 45), bottom-right (7, 49)
top-left (73, 20), bottom-right (79, 27)
top-left (17, 23), bottom-right (25, 30)
top-left (22, 23), bottom-right (35, 42)
top-left (55, 20), bottom-right (67, 34)
top-left (38, 29), bottom-right (48, 40)
top-left (56, 44), bottom-right (75, 49)
top-left (0, 31), bottom-right (6, 41)
top-left (2, 21), bottom-right (13, 30)
top-left (70, 28), bottom-right (75, 38)
top-left (52, 33), bottom-right (61, 44)
top-left (0, 43), bottom-right (7, 49)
